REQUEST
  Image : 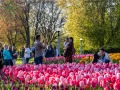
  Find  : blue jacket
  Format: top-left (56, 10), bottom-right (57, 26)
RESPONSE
top-left (3, 49), bottom-right (12, 60)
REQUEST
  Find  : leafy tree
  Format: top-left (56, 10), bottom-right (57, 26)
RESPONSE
top-left (29, 0), bottom-right (65, 44)
top-left (0, 0), bottom-right (26, 47)
top-left (0, 0), bottom-right (64, 47)
top-left (57, 0), bottom-right (120, 52)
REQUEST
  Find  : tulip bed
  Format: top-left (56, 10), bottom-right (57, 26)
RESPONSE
top-left (110, 53), bottom-right (120, 63)
top-left (79, 53), bottom-right (120, 63)
top-left (1, 63), bottom-right (120, 90)
top-left (79, 56), bottom-right (93, 63)
top-left (44, 54), bottom-right (93, 64)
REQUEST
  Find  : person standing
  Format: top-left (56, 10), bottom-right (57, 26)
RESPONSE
top-left (45, 45), bottom-right (54, 58)
top-left (12, 46), bottom-right (18, 65)
top-left (24, 45), bottom-right (31, 64)
top-left (63, 38), bottom-right (70, 56)
top-left (21, 47), bottom-right (25, 64)
top-left (0, 42), bottom-right (3, 70)
top-left (63, 38), bottom-right (70, 49)
top-left (64, 37), bottom-right (74, 63)
top-left (53, 46), bottom-right (58, 57)
top-left (31, 44), bottom-right (35, 58)
top-left (9, 46), bottom-right (13, 63)
top-left (3, 44), bottom-right (13, 66)
top-left (49, 44), bottom-right (54, 57)
top-left (34, 35), bottom-right (47, 65)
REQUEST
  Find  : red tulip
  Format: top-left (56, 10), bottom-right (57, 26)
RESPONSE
top-left (100, 79), bottom-right (107, 88)
top-left (114, 82), bottom-right (120, 90)
top-left (104, 87), bottom-right (109, 90)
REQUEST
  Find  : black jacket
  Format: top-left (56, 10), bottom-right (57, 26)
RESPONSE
top-left (0, 51), bottom-right (3, 69)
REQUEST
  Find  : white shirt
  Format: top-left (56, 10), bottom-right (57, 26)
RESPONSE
top-left (98, 52), bottom-right (111, 63)
top-left (24, 48), bottom-right (31, 58)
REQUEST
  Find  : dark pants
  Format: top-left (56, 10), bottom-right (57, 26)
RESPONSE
top-left (35, 56), bottom-right (43, 65)
top-left (65, 55), bottom-right (72, 63)
top-left (0, 60), bottom-right (3, 69)
top-left (26, 58), bottom-right (29, 64)
top-left (3, 59), bottom-right (13, 66)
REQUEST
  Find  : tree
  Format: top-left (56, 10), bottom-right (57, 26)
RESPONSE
top-left (30, 0), bottom-right (65, 44)
top-left (0, 0), bottom-right (26, 46)
top-left (0, 0), bottom-right (65, 47)
top-left (57, 0), bottom-right (120, 52)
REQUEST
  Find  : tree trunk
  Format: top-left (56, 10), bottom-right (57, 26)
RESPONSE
top-left (26, 27), bottom-right (30, 47)
top-left (25, 3), bottom-right (30, 47)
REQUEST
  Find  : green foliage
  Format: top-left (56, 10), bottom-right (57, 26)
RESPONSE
top-left (57, 0), bottom-right (120, 52)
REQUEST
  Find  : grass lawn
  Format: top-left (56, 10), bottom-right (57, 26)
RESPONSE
top-left (16, 58), bottom-right (34, 65)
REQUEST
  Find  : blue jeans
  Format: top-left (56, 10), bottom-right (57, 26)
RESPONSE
top-left (4, 59), bottom-right (13, 66)
top-left (35, 56), bottom-right (43, 65)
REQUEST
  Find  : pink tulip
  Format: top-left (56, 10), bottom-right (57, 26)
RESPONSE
top-left (104, 87), bottom-right (109, 90)
top-left (114, 82), bottom-right (120, 90)
top-left (100, 79), bottom-right (107, 88)
top-left (79, 81), bottom-right (85, 88)
top-left (91, 78), bottom-right (97, 88)
top-left (76, 75), bottom-right (81, 82)
top-left (25, 75), bottom-right (30, 81)
top-left (111, 75), bottom-right (116, 83)
top-left (98, 76), bottom-right (104, 83)
top-left (116, 73), bottom-right (120, 79)
top-left (2, 62), bottom-right (120, 89)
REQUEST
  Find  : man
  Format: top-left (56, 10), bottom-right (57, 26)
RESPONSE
top-left (98, 48), bottom-right (111, 63)
top-left (34, 35), bottom-right (47, 65)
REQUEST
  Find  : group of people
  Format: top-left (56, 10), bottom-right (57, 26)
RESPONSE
top-left (45, 45), bottom-right (58, 58)
top-left (33, 35), bottom-right (76, 65)
top-left (0, 43), bottom-right (18, 68)
top-left (22, 35), bottom-right (58, 65)
top-left (20, 40), bottom-right (58, 64)
top-left (92, 48), bottom-right (111, 63)
top-left (0, 34), bottom-right (112, 70)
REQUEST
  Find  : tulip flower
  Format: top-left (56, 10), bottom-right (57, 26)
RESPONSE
top-left (114, 82), bottom-right (120, 90)
top-left (1, 62), bottom-right (120, 89)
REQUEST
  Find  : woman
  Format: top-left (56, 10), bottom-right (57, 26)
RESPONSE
top-left (64, 37), bottom-right (74, 63)
top-left (24, 45), bottom-right (31, 64)
top-left (63, 38), bottom-right (69, 56)
top-left (3, 44), bottom-right (13, 66)
top-left (0, 42), bottom-right (3, 70)
top-left (92, 53), bottom-right (100, 63)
